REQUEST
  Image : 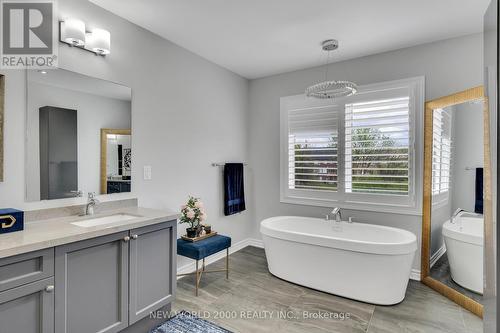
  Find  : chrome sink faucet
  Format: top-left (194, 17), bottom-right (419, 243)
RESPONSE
top-left (85, 192), bottom-right (100, 216)
top-left (326, 207), bottom-right (342, 222)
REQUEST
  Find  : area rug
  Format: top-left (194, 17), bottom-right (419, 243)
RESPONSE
top-left (150, 311), bottom-right (233, 333)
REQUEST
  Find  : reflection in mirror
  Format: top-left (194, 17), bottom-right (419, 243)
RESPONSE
top-left (26, 69), bottom-right (132, 201)
top-left (430, 98), bottom-right (484, 304)
top-left (101, 130), bottom-right (131, 194)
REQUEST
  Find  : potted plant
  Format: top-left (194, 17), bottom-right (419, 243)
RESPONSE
top-left (179, 196), bottom-right (207, 238)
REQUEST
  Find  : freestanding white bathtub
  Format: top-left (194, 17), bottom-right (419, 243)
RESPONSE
top-left (260, 216), bottom-right (417, 305)
top-left (442, 212), bottom-right (484, 294)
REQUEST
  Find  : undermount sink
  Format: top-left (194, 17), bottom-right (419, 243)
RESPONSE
top-left (71, 214), bottom-right (138, 228)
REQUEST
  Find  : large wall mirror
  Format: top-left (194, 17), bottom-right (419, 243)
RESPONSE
top-left (422, 86), bottom-right (489, 317)
top-left (26, 69), bottom-right (132, 201)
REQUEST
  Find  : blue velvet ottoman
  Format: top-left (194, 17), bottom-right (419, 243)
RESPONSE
top-left (177, 235), bottom-right (231, 296)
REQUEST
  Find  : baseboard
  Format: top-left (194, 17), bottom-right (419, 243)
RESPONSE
top-left (410, 269), bottom-right (421, 281)
top-left (246, 238), bottom-right (264, 248)
top-left (177, 238), bottom-right (263, 277)
top-left (430, 244), bottom-right (446, 268)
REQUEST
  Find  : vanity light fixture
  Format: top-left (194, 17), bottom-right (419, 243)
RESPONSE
top-left (60, 18), bottom-right (85, 47)
top-left (60, 18), bottom-right (111, 56)
top-left (87, 28), bottom-right (111, 55)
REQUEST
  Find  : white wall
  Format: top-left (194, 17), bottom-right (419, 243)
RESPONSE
top-left (0, 0), bottom-right (252, 269)
top-left (451, 102), bottom-right (484, 212)
top-left (248, 33), bottom-right (483, 272)
top-left (26, 82), bottom-right (131, 201)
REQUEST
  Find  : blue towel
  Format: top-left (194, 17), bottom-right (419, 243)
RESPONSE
top-left (224, 163), bottom-right (245, 216)
top-left (475, 167), bottom-right (483, 214)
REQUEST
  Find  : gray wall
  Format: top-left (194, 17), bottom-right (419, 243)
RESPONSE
top-left (248, 33), bottom-right (484, 272)
top-left (430, 201), bottom-right (452, 259)
top-left (451, 102), bottom-right (484, 212)
top-left (0, 0), bottom-right (252, 269)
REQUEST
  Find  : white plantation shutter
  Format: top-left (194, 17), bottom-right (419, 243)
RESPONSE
top-left (288, 105), bottom-right (339, 191)
top-left (432, 108), bottom-right (452, 195)
top-left (280, 77), bottom-right (423, 213)
top-left (345, 97), bottom-right (411, 195)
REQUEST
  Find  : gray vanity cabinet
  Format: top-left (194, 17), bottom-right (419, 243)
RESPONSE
top-left (54, 220), bottom-right (177, 333)
top-left (128, 222), bottom-right (176, 324)
top-left (0, 219), bottom-right (176, 333)
top-left (0, 248), bottom-right (55, 333)
top-left (54, 231), bottom-right (130, 333)
top-left (0, 277), bottom-right (55, 333)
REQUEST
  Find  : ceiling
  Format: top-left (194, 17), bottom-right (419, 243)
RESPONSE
top-left (90, 0), bottom-right (490, 79)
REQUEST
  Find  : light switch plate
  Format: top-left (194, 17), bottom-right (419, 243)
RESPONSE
top-left (143, 165), bottom-right (152, 180)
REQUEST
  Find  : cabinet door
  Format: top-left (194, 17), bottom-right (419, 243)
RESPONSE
top-left (129, 221), bottom-right (176, 324)
top-left (0, 277), bottom-right (54, 333)
top-left (55, 232), bottom-right (129, 333)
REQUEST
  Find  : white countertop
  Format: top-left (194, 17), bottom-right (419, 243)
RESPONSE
top-left (0, 206), bottom-right (179, 259)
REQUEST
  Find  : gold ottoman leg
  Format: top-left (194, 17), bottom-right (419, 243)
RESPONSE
top-left (195, 259), bottom-right (199, 296)
top-left (226, 248), bottom-right (229, 279)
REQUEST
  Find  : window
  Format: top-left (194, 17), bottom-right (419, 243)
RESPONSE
top-left (345, 97), bottom-right (410, 195)
top-left (432, 108), bottom-right (452, 204)
top-left (280, 77), bottom-right (424, 214)
top-left (288, 105), bottom-right (339, 192)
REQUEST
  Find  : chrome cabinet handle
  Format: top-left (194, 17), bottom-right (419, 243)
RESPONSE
top-left (45, 285), bottom-right (54, 293)
top-left (132, 234), bottom-right (138, 240)
top-left (123, 236), bottom-right (131, 242)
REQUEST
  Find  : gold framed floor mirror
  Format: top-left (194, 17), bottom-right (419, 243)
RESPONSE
top-left (421, 86), bottom-right (491, 318)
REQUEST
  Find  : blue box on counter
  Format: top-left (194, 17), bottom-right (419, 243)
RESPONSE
top-left (0, 209), bottom-right (24, 234)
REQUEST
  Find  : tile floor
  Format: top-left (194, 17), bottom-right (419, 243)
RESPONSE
top-left (430, 253), bottom-right (483, 304)
top-left (173, 246), bottom-right (482, 333)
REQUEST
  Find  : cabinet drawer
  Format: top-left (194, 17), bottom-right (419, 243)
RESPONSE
top-left (0, 277), bottom-right (55, 333)
top-left (0, 248), bottom-right (54, 292)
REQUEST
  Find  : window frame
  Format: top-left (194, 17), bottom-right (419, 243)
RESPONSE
top-left (280, 76), bottom-right (425, 215)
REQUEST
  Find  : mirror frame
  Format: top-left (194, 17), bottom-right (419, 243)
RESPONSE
top-left (100, 128), bottom-right (132, 194)
top-left (421, 86), bottom-right (488, 317)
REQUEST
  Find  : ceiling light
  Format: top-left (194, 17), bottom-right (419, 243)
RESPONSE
top-left (305, 39), bottom-right (358, 99)
top-left (60, 18), bottom-right (85, 47)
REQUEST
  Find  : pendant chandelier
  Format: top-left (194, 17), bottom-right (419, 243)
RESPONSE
top-left (305, 39), bottom-right (358, 99)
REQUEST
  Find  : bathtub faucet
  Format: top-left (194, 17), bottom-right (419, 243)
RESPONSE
top-left (451, 208), bottom-right (464, 224)
top-left (328, 207), bottom-right (342, 222)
